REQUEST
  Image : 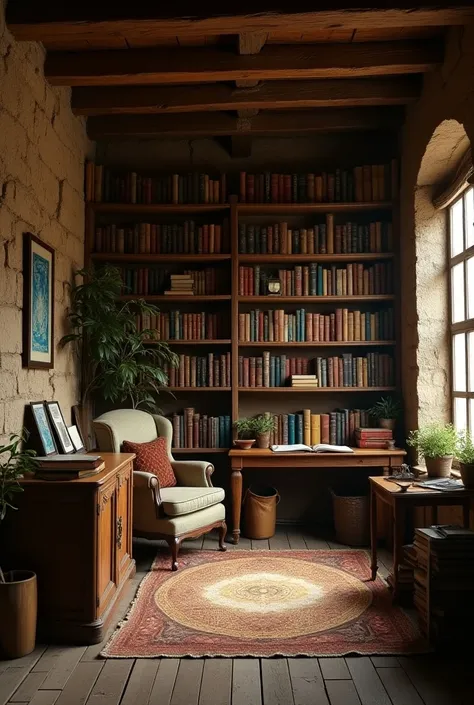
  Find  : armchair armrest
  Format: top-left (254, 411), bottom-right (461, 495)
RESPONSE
top-left (133, 470), bottom-right (162, 514)
top-left (171, 460), bottom-right (214, 487)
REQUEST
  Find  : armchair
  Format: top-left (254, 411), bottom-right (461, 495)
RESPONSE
top-left (93, 409), bottom-right (226, 570)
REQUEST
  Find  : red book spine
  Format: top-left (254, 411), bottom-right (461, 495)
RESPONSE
top-left (271, 174), bottom-right (279, 203)
top-left (284, 175), bottom-right (292, 203)
top-left (321, 415), bottom-right (330, 444)
top-left (247, 174), bottom-right (255, 203)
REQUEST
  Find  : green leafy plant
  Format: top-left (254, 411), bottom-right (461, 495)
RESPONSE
top-left (369, 396), bottom-right (402, 420)
top-left (0, 433), bottom-right (38, 583)
top-left (252, 414), bottom-right (277, 435)
top-left (407, 423), bottom-right (458, 459)
top-left (233, 418), bottom-right (256, 440)
top-left (61, 265), bottom-right (178, 411)
top-left (456, 431), bottom-right (474, 465)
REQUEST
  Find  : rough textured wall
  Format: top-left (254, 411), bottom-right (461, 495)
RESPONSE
top-left (401, 26), bottom-right (474, 437)
top-left (0, 0), bottom-right (93, 445)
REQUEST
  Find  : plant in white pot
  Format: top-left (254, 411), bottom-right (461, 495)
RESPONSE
top-left (369, 396), bottom-right (402, 431)
top-left (407, 423), bottom-right (458, 478)
top-left (456, 430), bottom-right (474, 489)
top-left (0, 433), bottom-right (38, 658)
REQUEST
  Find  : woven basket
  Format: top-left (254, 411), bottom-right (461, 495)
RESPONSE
top-left (331, 490), bottom-right (369, 547)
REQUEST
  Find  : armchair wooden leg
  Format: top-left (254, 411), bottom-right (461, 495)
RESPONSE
top-left (167, 537), bottom-right (181, 571)
top-left (218, 522), bottom-right (227, 552)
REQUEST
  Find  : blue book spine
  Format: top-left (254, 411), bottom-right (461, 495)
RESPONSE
top-left (219, 416), bottom-right (225, 447)
top-left (317, 265), bottom-right (323, 295)
top-left (288, 414), bottom-right (296, 445)
top-left (296, 414), bottom-right (304, 444)
top-left (275, 357), bottom-right (280, 387)
top-left (280, 355), bottom-right (286, 385)
top-left (366, 314), bottom-right (371, 341)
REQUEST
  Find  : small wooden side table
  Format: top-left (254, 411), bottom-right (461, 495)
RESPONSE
top-left (369, 476), bottom-right (474, 601)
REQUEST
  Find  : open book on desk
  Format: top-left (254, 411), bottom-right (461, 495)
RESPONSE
top-left (270, 443), bottom-right (354, 453)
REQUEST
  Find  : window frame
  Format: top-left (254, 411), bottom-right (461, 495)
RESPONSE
top-left (449, 186), bottom-right (474, 433)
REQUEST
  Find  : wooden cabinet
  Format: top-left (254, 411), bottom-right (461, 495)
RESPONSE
top-left (1, 453), bottom-right (135, 645)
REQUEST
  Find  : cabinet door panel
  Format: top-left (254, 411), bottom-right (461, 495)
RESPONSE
top-left (97, 483), bottom-right (117, 615)
top-left (116, 465), bottom-right (133, 585)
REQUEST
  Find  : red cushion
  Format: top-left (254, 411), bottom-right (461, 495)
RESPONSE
top-left (122, 437), bottom-right (177, 488)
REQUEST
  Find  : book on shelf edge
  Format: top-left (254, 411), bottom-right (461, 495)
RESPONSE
top-left (270, 443), bottom-right (353, 453)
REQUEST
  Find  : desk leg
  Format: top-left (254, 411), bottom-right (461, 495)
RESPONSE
top-left (370, 486), bottom-right (378, 580)
top-left (231, 468), bottom-right (243, 545)
top-left (392, 503), bottom-right (406, 602)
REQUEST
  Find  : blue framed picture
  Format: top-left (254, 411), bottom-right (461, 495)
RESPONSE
top-left (23, 233), bottom-right (55, 369)
top-left (30, 401), bottom-right (57, 456)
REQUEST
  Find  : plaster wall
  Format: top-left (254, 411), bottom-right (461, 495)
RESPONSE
top-left (0, 0), bottom-right (93, 445)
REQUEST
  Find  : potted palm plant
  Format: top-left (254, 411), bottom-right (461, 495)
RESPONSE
top-left (0, 433), bottom-right (38, 658)
top-left (369, 396), bottom-right (402, 431)
top-left (456, 431), bottom-right (474, 488)
top-left (407, 423), bottom-right (458, 477)
top-left (61, 265), bottom-right (178, 446)
top-left (233, 418), bottom-right (256, 450)
top-left (253, 414), bottom-right (277, 449)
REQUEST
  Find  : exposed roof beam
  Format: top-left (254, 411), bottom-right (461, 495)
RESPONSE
top-left (45, 41), bottom-right (442, 87)
top-left (86, 107), bottom-right (404, 139)
top-left (72, 76), bottom-right (421, 116)
top-left (7, 3), bottom-right (474, 43)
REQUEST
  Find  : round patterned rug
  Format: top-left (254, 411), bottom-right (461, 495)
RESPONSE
top-left (102, 550), bottom-right (426, 658)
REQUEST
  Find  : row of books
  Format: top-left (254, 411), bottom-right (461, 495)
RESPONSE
top-left (413, 527), bottom-right (474, 644)
top-left (121, 268), bottom-right (222, 296)
top-left (93, 221), bottom-right (229, 255)
top-left (238, 220), bottom-right (393, 255)
top-left (163, 354), bottom-right (231, 388)
top-left (171, 410), bottom-right (232, 449)
top-left (137, 312), bottom-right (225, 340)
top-left (239, 163), bottom-right (397, 203)
top-left (314, 353), bottom-right (394, 388)
top-left (238, 309), bottom-right (394, 343)
top-left (267, 408), bottom-right (372, 447)
top-left (85, 164), bottom-right (228, 204)
top-left (238, 354), bottom-right (311, 387)
top-left (239, 263), bottom-right (393, 297)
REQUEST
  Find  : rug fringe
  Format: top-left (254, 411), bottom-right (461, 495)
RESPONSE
top-left (100, 572), bottom-right (153, 658)
top-left (100, 646), bottom-right (431, 659)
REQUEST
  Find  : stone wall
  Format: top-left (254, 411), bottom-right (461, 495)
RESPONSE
top-left (0, 0), bottom-right (93, 445)
top-left (400, 26), bottom-right (474, 438)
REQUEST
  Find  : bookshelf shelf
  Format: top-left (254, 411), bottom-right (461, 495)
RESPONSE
top-left (89, 203), bottom-right (230, 215)
top-left (238, 341), bottom-right (396, 347)
top-left (238, 387), bottom-right (397, 393)
top-left (239, 253), bottom-right (394, 264)
top-left (236, 202), bottom-right (393, 215)
top-left (148, 339), bottom-right (232, 345)
top-left (173, 448), bottom-right (230, 454)
top-left (119, 295), bottom-right (231, 302)
top-left (161, 387), bottom-right (231, 392)
top-left (92, 253), bottom-right (231, 263)
top-left (238, 295), bottom-right (395, 303)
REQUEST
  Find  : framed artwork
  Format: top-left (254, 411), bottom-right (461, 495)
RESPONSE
top-left (23, 233), bottom-right (55, 369)
top-left (45, 401), bottom-right (75, 454)
top-left (68, 425), bottom-right (85, 453)
top-left (30, 402), bottom-right (57, 456)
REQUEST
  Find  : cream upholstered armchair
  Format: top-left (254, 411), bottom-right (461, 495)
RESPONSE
top-left (93, 409), bottom-right (226, 570)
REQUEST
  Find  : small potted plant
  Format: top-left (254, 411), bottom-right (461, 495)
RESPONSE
top-left (233, 418), bottom-right (256, 450)
top-left (369, 396), bottom-right (402, 431)
top-left (253, 414), bottom-right (277, 449)
top-left (0, 433), bottom-right (38, 658)
top-left (456, 430), bottom-right (474, 488)
top-left (407, 423), bottom-right (458, 477)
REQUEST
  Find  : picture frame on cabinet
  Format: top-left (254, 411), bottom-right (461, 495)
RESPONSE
top-left (30, 401), bottom-right (58, 456)
top-left (45, 401), bottom-right (75, 454)
top-left (23, 233), bottom-right (55, 369)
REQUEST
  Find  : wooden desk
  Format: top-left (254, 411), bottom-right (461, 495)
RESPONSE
top-left (369, 476), bottom-right (474, 601)
top-left (2, 453), bottom-right (135, 644)
top-left (229, 448), bottom-right (406, 544)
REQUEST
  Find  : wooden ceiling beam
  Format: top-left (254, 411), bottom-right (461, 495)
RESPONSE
top-left (7, 3), bottom-right (474, 43)
top-left (71, 76), bottom-right (421, 116)
top-left (45, 40), bottom-right (442, 87)
top-left (86, 107), bottom-right (404, 139)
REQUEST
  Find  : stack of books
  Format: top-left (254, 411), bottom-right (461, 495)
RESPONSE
top-left (290, 375), bottom-right (318, 388)
top-left (355, 427), bottom-right (393, 448)
top-left (386, 543), bottom-right (417, 603)
top-left (164, 274), bottom-right (194, 296)
top-left (35, 455), bottom-right (104, 480)
top-left (413, 526), bottom-right (474, 644)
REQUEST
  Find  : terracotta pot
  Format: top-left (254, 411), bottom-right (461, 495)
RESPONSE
top-left (233, 439), bottom-right (255, 450)
top-left (256, 432), bottom-right (271, 449)
top-left (0, 571), bottom-right (37, 659)
top-left (425, 455), bottom-right (453, 478)
top-left (460, 462), bottom-right (474, 489)
top-left (379, 418), bottom-right (396, 431)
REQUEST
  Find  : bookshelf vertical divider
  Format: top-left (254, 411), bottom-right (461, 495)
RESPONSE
top-left (230, 195), bottom-right (240, 431)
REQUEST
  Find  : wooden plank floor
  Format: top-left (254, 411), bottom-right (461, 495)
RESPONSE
top-left (1, 528), bottom-right (471, 705)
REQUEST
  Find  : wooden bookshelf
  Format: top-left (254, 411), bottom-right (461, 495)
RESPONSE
top-left (85, 171), bottom-right (399, 450)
